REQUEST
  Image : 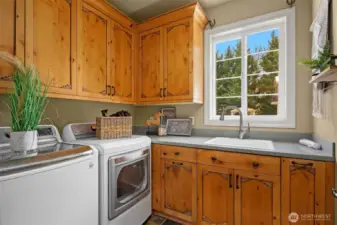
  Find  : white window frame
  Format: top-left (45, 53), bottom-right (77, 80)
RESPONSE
top-left (204, 8), bottom-right (296, 128)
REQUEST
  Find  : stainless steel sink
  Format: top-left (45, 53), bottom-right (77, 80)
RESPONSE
top-left (205, 137), bottom-right (275, 151)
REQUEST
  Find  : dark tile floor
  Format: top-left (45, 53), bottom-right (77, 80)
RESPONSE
top-left (143, 215), bottom-right (181, 225)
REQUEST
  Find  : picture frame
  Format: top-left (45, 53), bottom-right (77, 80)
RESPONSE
top-left (161, 107), bottom-right (176, 119)
top-left (166, 118), bottom-right (193, 136)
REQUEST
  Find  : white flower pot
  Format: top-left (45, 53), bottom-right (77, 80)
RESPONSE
top-left (10, 131), bottom-right (38, 151)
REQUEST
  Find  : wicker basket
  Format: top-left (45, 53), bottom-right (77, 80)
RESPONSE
top-left (96, 116), bottom-right (132, 139)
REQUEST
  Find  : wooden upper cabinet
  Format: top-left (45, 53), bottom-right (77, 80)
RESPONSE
top-left (281, 158), bottom-right (329, 225)
top-left (77, 2), bottom-right (111, 99)
top-left (161, 159), bottom-right (197, 223)
top-left (163, 19), bottom-right (193, 101)
top-left (198, 165), bottom-right (234, 225)
top-left (111, 22), bottom-right (134, 102)
top-left (139, 28), bottom-right (163, 102)
top-left (234, 170), bottom-right (280, 225)
top-left (25, 0), bottom-right (76, 95)
top-left (0, 0), bottom-right (24, 89)
top-left (136, 3), bottom-right (207, 104)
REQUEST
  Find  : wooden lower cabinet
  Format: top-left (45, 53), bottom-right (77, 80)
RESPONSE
top-left (161, 159), bottom-right (197, 223)
top-left (152, 145), bottom-right (334, 225)
top-left (234, 170), bottom-right (280, 225)
top-left (198, 165), bottom-right (234, 225)
top-left (152, 144), bottom-right (161, 211)
top-left (281, 158), bottom-right (334, 225)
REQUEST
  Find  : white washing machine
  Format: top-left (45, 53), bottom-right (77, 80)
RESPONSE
top-left (62, 122), bottom-right (152, 225)
top-left (0, 125), bottom-right (99, 225)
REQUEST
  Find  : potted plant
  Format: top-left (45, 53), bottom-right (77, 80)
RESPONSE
top-left (0, 52), bottom-right (48, 151)
top-left (299, 43), bottom-right (332, 75)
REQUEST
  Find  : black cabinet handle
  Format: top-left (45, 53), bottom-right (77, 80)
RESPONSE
top-left (229, 174), bottom-right (233, 188)
top-left (111, 85), bottom-right (115, 96)
top-left (236, 175), bottom-right (239, 189)
top-left (172, 161), bottom-right (183, 167)
top-left (174, 152), bottom-right (180, 156)
top-left (291, 161), bottom-right (313, 168)
top-left (163, 88), bottom-right (167, 97)
top-left (252, 162), bottom-right (260, 168)
top-left (211, 156), bottom-right (217, 161)
top-left (163, 152), bottom-right (167, 156)
top-left (107, 85), bottom-right (111, 96)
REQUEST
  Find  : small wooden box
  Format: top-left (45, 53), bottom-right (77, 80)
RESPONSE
top-left (96, 116), bottom-right (132, 139)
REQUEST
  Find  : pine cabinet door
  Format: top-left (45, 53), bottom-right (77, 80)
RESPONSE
top-left (281, 159), bottom-right (327, 225)
top-left (152, 144), bottom-right (161, 211)
top-left (198, 165), bottom-right (234, 225)
top-left (163, 18), bottom-right (193, 101)
top-left (77, 2), bottom-right (111, 99)
top-left (161, 159), bottom-right (197, 223)
top-left (139, 28), bottom-right (163, 102)
top-left (26, 0), bottom-right (77, 95)
top-left (110, 22), bottom-right (134, 102)
top-left (0, 0), bottom-right (24, 89)
top-left (234, 170), bottom-right (280, 225)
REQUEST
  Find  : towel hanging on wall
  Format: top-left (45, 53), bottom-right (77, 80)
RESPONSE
top-left (311, 0), bottom-right (330, 119)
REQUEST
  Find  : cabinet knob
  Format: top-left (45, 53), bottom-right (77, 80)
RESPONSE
top-left (252, 162), bottom-right (260, 168)
top-left (211, 156), bottom-right (217, 161)
top-left (174, 152), bottom-right (180, 156)
top-left (163, 152), bottom-right (167, 156)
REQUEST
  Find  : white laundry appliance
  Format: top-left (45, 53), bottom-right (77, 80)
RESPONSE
top-left (62, 122), bottom-right (152, 225)
top-left (0, 125), bottom-right (99, 225)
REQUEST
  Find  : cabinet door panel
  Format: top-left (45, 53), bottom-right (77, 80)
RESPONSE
top-left (152, 144), bottom-right (161, 211)
top-left (26, 0), bottom-right (76, 95)
top-left (198, 165), bottom-right (234, 225)
top-left (139, 28), bottom-right (163, 102)
top-left (163, 18), bottom-right (192, 100)
top-left (0, 0), bottom-right (24, 89)
top-left (281, 159), bottom-right (326, 225)
top-left (78, 2), bottom-right (110, 99)
top-left (111, 22), bottom-right (134, 102)
top-left (235, 170), bottom-right (280, 225)
top-left (161, 159), bottom-right (197, 223)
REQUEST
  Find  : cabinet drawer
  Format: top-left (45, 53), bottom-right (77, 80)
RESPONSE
top-left (160, 145), bottom-right (197, 163)
top-left (197, 150), bottom-right (280, 175)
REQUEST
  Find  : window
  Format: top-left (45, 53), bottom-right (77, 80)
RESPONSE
top-left (204, 8), bottom-right (295, 128)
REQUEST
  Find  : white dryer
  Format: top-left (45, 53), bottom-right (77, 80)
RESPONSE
top-left (62, 122), bottom-right (152, 225)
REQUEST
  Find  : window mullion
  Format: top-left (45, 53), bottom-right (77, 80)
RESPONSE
top-left (241, 36), bottom-right (248, 116)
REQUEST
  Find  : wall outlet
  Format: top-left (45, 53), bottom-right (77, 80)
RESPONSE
top-left (189, 116), bottom-right (195, 126)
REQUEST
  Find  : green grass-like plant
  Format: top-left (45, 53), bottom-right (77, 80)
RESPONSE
top-left (0, 52), bottom-right (49, 132)
top-left (299, 43), bottom-right (331, 71)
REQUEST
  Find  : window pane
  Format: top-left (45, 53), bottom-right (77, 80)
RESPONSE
top-left (247, 51), bottom-right (279, 74)
top-left (216, 39), bottom-right (241, 59)
top-left (216, 59), bottom-right (241, 78)
top-left (248, 73), bottom-right (278, 95)
top-left (216, 98), bottom-right (241, 115)
top-left (247, 29), bottom-right (279, 54)
top-left (248, 95), bottom-right (278, 115)
top-left (216, 78), bottom-right (241, 97)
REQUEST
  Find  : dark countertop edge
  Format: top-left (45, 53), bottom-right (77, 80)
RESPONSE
top-left (150, 139), bottom-right (335, 162)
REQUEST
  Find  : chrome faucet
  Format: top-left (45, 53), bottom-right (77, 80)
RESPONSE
top-left (220, 106), bottom-right (250, 139)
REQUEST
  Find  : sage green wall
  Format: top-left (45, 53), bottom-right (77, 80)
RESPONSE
top-left (134, 0), bottom-right (313, 134)
top-left (0, 95), bottom-right (135, 131)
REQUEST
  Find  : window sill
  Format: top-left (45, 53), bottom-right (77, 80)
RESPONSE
top-left (204, 118), bottom-right (296, 129)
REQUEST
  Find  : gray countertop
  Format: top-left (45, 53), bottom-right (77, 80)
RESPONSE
top-left (149, 136), bottom-right (335, 162)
